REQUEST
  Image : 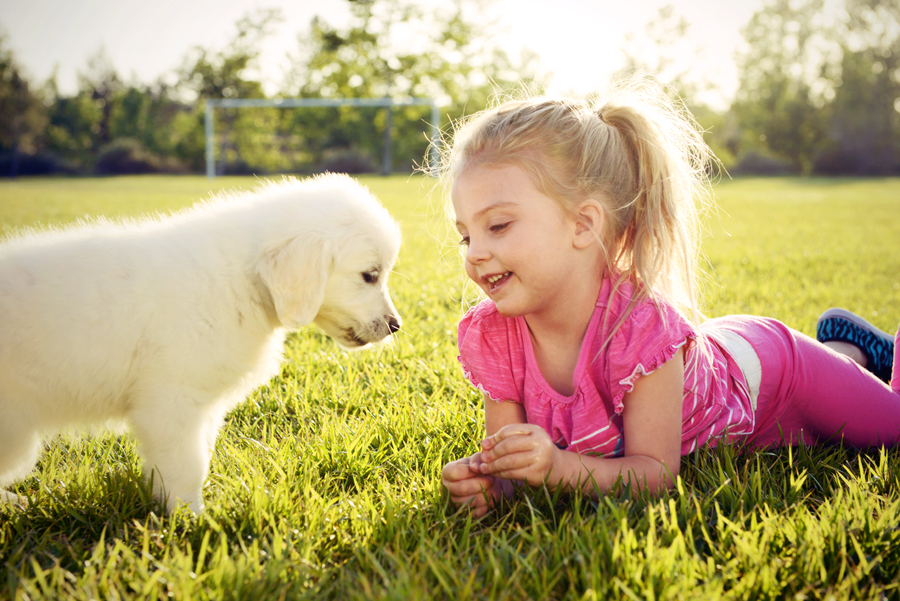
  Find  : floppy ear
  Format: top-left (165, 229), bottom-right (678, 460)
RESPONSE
top-left (257, 236), bottom-right (331, 329)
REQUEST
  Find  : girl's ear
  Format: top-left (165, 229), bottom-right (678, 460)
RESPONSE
top-left (572, 199), bottom-right (604, 249)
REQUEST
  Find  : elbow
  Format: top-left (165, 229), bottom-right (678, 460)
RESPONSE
top-left (625, 455), bottom-right (679, 496)
top-left (641, 475), bottom-right (677, 497)
top-left (658, 475), bottom-right (678, 494)
top-left (657, 458), bottom-right (680, 493)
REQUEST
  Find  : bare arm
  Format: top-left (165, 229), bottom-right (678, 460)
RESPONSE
top-left (485, 394), bottom-right (527, 435)
top-left (478, 348), bottom-right (685, 497)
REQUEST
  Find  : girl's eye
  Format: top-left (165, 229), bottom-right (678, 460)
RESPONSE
top-left (489, 222), bottom-right (509, 233)
top-left (458, 235), bottom-right (470, 247)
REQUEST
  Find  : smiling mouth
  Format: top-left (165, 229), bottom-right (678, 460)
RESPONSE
top-left (484, 271), bottom-right (512, 292)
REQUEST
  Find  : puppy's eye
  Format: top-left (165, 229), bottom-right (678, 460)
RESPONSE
top-left (362, 271), bottom-right (379, 284)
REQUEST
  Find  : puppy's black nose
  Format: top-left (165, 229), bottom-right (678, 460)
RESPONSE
top-left (387, 316), bottom-right (401, 334)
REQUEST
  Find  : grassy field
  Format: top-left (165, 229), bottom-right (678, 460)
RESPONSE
top-left (0, 174), bottom-right (899, 600)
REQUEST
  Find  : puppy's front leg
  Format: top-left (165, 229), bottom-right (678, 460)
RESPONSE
top-left (128, 390), bottom-right (224, 513)
top-left (1, 490), bottom-right (29, 508)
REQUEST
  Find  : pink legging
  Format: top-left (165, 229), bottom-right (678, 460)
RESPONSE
top-left (714, 315), bottom-right (900, 448)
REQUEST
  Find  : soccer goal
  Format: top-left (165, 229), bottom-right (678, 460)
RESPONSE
top-left (204, 97), bottom-right (441, 178)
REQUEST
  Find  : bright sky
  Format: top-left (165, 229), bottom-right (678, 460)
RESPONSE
top-left (0, 0), bottom-right (762, 110)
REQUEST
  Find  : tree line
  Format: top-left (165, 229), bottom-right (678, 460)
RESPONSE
top-left (0, 0), bottom-right (897, 177)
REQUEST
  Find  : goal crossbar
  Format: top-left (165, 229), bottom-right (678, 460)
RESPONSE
top-left (205, 97), bottom-right (441, 178)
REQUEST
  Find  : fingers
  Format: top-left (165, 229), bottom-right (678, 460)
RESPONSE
top-left (443, 475), bottom-right (496, 516)
top-left (482, 423), bottom-right (540, 451)
top-left (449, 496), bottom-right (491, 518)
top-left (442, 458), bottom-right (476, 483)
top-left (442, 456), bottom-right (497, 510)
top-left (478, 451), bottom-right (538, 480)
top-left (449, 491), bottom-right (492, 513)
top-left (481, 458), bottom-right (547, 486)
top-left (480, 430), bottom-right (542, 463)
top-left (477, 425), bottom-right (557, 486)
top-left (443, 474), bottom-right (495, 499)
top-left (467, 452), bottom-right (485, 473)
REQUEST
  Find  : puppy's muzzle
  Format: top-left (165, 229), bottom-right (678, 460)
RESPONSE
top-left (387, 315), bottom-right (401, 334)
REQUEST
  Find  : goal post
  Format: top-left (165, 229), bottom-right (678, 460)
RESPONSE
top-left (204, 97), bottom-right (441, 178)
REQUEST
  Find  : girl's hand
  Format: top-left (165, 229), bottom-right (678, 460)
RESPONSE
top-left (441, 454), bottom-right (500, 517)
top-left (478, 423), bottom-right (559, 487)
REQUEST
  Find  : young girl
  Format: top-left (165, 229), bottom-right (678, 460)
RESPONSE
top-left (439, 77), bottom-right (900, 517)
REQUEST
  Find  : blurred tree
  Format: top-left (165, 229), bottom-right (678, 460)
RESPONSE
top-left (622, 5), bottom-right (707, 104)
top-left (177, 8), bottom-right (287, 173)
top-left (817, 0), bottom-right (900, 174)
top-left (104, 81), bottom-right (196, 173)
top-left (179, 9), bottom-right (281, 100)
top-left (36, 45), bottom-right (192, 174)
top-left (43, 80), bottom-right (99, 170)
top-left (619, 4), bottom-right (737, 171)
top-left (731, 0), bottom-right (840, 174)
top-left (79, 49), bottom-right (122, 148)
top-left (283, 0), bottom-right (545, 173)
top-left (0, 35), bottom-right (48, 176)
top-left (42, 49), bottom-right (125, 170)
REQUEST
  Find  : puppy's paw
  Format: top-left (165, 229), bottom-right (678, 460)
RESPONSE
top-left (1, 490), bottom-right (29, 508)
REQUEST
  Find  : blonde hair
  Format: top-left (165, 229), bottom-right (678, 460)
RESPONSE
top-left (440, 75), bottom-right (715, 330)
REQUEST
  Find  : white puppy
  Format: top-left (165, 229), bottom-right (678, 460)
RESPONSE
top-left (0, 174), bottom-right (402, 513)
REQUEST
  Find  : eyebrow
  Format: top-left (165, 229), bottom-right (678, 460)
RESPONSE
top-left (455, 201), bottom-right (518, 226)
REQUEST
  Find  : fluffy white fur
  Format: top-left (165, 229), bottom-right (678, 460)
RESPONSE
top-left (0, 173), bottom-right (402, 513)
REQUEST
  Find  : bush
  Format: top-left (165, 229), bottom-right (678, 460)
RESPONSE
top-left (94, 138), bottom-right (186, 175)
top-left (813, 146), bottom-right (860, 175)
top-left (813, 145), bottom-right (900, 176)
top-left (219, 158), bottom-right (258, 176)
top-left (730, 151), bottom-right (797, 176)
top-left (316, 148), bottom-right (378, 174)
top-left (0, 151), bottom-right (80, 176)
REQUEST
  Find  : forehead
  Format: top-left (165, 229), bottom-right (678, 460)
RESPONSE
top-left (340, 220), bottom-right (400, 271)
top-left (451, 163), bottom-right (541, 220)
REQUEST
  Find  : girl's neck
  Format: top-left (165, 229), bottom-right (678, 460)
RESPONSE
top-left (524, 261), bottom-right (605, 338)
top-left (524, 269), bottom-right (605, 396)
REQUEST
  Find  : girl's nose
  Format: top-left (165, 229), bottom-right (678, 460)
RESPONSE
top-left (465, 238), bottom-right (489, 264)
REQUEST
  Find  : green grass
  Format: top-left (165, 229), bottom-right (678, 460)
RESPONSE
top-left (1, 174), bottom-right (899, 600)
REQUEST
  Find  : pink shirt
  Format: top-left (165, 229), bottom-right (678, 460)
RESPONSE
top-left (457, 277), bottom-right (755, 456)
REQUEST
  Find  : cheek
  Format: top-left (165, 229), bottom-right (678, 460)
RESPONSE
top-left (464, 261), bottom-right (479, 283)
top-left (328, 284), bottom-right (383, 319)
top-left (326, 276), bottom-right (363, 303)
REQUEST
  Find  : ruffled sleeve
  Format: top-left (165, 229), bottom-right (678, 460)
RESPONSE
top-left (457, 301), bottom-right (526, 403)
top-left (607, 299), bottom-right (695, 414)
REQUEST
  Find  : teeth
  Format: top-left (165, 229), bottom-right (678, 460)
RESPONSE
top-left (486, 272), bottom-right (509, 284)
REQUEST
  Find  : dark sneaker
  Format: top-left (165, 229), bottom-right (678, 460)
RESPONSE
top-left (816, 308), bottom-right (894, 384)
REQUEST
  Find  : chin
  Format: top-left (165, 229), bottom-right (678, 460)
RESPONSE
top-left (315, 323), bottom-right (367, 350)
top-left (334, 334), bottom-right (371, 350)
top-left (491, 298), bottom-right (525, 319)
top-left (315, 316), bottom-right (397, 351)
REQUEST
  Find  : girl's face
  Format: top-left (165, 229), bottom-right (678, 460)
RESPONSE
top-left (452, 163), bottom-right (593, 321)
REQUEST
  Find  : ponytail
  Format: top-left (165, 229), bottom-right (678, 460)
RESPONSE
top-left (596, 77), bottom-right (713, 324)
